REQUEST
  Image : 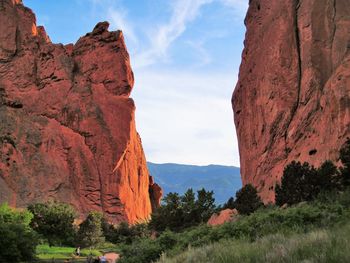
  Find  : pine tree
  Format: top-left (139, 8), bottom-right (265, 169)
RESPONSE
top-left (340, 138), bottom-right (350, 187)
top-left (77, 212), bottom-right (104, 248)
top-left (234, 184), bottom-right (263, 215)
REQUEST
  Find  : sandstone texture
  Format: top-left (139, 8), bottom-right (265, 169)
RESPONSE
top-left (233, 0), bottom-right (350, 202)
top-left (0, 0), bottom-right (161, 223)
top-left (207, 209), bottom-right (238, 226)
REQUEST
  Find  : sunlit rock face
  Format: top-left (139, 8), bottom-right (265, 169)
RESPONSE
top-left (233, 0), bottom-right (350, 202)
top-left (0, 0), bottom-right (161, 223)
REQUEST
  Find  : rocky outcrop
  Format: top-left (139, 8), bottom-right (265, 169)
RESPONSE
top-left (207, 209), bottom-right (238, 226)
top-left (0, 0), bottom-right (161, 223)
top-left (233, 0), bottom-right (350, 202)
top-left (148, 176), bottom-right (163, 212)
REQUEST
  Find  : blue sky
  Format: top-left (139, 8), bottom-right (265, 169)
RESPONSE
top-left (24, 0), bottom-right (248, 166)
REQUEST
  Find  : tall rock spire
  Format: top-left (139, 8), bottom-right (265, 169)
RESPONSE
top-left (233, 0), bottom-right (350, 202)
top-left (0, 0), bottom-right (161, 223)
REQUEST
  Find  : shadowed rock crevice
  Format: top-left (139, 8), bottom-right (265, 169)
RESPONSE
top-left (284, 0), bottom-right (302, 145)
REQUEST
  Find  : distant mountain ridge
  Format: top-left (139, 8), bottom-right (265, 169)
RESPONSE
top-left (147, 162), bottom-right (241, 205)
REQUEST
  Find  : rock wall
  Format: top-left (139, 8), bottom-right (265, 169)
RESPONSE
top-left (0, 0), bottom-right (161, 223)
top-left (233, 0), bottom-right (350, 202)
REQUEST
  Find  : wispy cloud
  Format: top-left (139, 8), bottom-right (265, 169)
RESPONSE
top-left (84, 0), bottom-right (139, 49)
top-left (134, 0), bottom-right (213, 68)
top-left (186, 40), bottom-right (212, 67)
top-left (219, 0), bottom-right (249, 16)
top-left (84, 0), bottom-right (245, 69)
top-left (107, 8), bottom-right (138, 45)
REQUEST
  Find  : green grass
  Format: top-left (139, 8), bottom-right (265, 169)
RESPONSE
top-left (158, 222), bottom-right (350, 263)
top-left (36, 244), bottom-right (101, 261)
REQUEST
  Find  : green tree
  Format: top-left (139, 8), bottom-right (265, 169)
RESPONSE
top-left (340, 138), bottom-right (350, 187)
top-left (28, 201), bottom-right (76, 246)
top-left (150, 192), bottom-right (183, 232)
top-left (275, 161), bottom-right (318, 206)
top-left (150, 189), bottom-right (217, 232)
top-left (276, 159), bottom-right (344, 206)
top-left (0, 203), bottom-right (33, 225)
top-left (181, 189), bottom-right (196, 228)
top-left (234, 184), bottom-right (263, 215)
top-left (101, 218), bottom-right (116, 243)
top-left (77, 211), bottom-right (105, 248)
top-left (194, 188), bottom-right (216, 223)
top-left (316, 160), bottom-right (340, 191)
top-left (102, 220), bottom-right (151, 244)
top-left (223, 197), bottom-right (235, 209)
top-left (0, 204), bottom-right (38, 262)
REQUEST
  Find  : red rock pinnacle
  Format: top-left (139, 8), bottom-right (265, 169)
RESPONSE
top-left (233, 0), bottom-right (350, 202)
top-left (0, 0), bottom-right (162, 223)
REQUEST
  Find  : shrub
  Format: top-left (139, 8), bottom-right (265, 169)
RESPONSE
top-left (0, 204), bottom-right (38, 262)
top-left (234, 184), bottom-right (263, 215)
top-left (119, 238), bottom-right (162, 263)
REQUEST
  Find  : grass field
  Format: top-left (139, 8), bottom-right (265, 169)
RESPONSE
top-left (157, 222), bottom-right (350, 263)
top-left (36, 244), bottom-right (101, 262)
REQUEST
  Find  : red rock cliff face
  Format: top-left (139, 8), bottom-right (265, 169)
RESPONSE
top-left (0, 0), bottom-right (161, 223)
top-left (233, 0), bottom-right (350, 202)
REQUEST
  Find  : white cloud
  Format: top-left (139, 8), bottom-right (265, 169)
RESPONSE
top-left (186, 40), bottom-right (212, 67)
top-left (107, 8), bottom-right (138, 45)
top-left (220, 0), bottom-right (248, 10)
top-left (84, 0), bottom-right (138, 46)
top-left (134, 0), bottom-right (213, 69)
top-left (133, 69), bottom-right (239, 166)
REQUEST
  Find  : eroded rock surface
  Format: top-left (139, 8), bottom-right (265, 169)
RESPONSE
top-left (0, 0), bottom-right (161, 223)
top-left (233, 0), bottom-right (350, 202)
top-left (207, 209), bottom-right (238, 226)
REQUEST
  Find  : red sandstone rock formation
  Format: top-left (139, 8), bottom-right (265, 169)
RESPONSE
top-left (233, 0), bottom-right (350, 202)
top-left (207, 209), bottom-right (238, 226)
top-left (0, 0), bottom-right (161, 223)
top-left (149, 176), bottom-right (163, 212)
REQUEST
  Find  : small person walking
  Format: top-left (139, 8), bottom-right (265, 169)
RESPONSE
top-left (75, 246), bottom-right (81, 257)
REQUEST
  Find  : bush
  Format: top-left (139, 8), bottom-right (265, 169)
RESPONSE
top-left (28, 201), bottom-right (76, 246)
top-left (103, 221), bottom-right (151, 245)
top-left (234, 184), bottom-right (263, 215)
top-left (119, 238), bottom-right (162, 263)
top-left (0, 204), bottom-right (38, 262)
